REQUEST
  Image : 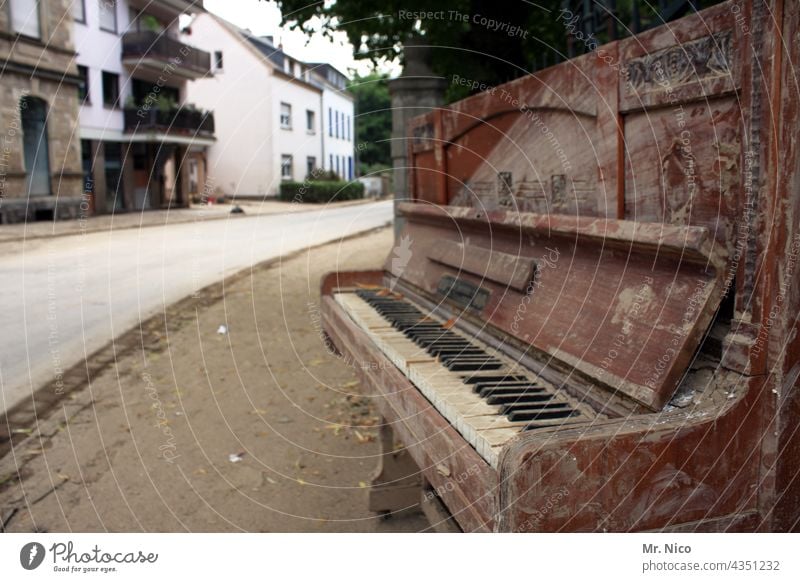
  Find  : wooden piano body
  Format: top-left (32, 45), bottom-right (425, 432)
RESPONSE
top-left (321, 0), bottom-right (800, 532)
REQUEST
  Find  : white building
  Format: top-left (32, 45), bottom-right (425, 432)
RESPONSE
top-left (72, 0), bottom-right (214, 213)
top-left (309, 63), bottom-right (356, 181)
top-left (182, 13), bottom-right (355, 197)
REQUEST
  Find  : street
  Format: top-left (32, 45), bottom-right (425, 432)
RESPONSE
top-left (0, 201), bottom-right (393, 416)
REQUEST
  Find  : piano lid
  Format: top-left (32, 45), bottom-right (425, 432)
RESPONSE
top-left (386, 203), bottom-right (726, 411)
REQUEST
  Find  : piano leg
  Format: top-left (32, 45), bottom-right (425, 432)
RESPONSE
top-left (368, 419), bottom-right (422, 517)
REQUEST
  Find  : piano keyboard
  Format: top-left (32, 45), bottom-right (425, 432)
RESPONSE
top-left (334, 289), bottom-right (595, 467)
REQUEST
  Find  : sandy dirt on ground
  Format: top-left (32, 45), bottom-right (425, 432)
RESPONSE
top-left (0, 227), bottom-right (430, 532)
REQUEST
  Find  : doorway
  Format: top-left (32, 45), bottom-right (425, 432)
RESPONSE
top-left (20, 96), bottom-right (52, 197)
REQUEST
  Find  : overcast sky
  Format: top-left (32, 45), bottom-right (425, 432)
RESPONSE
top-left (202, 0), bottom-right (397, 76)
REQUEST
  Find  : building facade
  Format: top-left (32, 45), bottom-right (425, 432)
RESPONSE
top-left (73, 0), bottom-right (214, 214)
top-left (309, 63), bottom-right (355, 181)
top-left (183, 13), bottom-right (355, 198)
top-left (0, 0), bottom-right (84, 224)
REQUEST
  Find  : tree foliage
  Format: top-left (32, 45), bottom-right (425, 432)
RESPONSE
top-left (278, 0), bottom-right (568, 102)
top-left (348, 72), bottom-right (391, 174)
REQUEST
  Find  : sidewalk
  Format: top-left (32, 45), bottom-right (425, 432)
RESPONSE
top-left (0, 198), bottom-right (379, 244)
top-left (0, 227), bottom-right (430, 532)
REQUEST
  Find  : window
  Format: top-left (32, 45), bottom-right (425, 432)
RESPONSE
top-left (306, 156), bottom-right (316, 177)
top-left (129, 9), bottom-right (164, 33)
top-left (347, 115), bottom-right (351, 141)
top-left (328, 108), bottom-right (332, 137)
top-left (73, 0), bottom-right (86, 23)
top-left (214, 51), bottom-right (224, 72)
top-left (329, 153), bottom-right (332, 171)
top-left (10, 0), bottom-right (41, 38)
top-left (335, 111), bottom-right (339, 139)
top-left (101, 71), bottom-right (119, 108)
top-left (98, 0), bottom-right (117, 33)
top-left (77, 65), bottom-right (90, 103)
top-left (348, 156), bottom-right (353, 180)
top-left (306, 110), bottom-right (315, 133)
top-left (335, 155), bottom-right (340, 177)
top-left (281, 155), bottom-right (293, 180)
top-left (280, 102), bottom-right (291, 129)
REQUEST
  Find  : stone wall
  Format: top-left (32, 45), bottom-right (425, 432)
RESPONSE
top-left (0, 0), bottom-right (84, 223)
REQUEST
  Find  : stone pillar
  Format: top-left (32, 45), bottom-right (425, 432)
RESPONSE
top-left (388, 41), bottom-right (447, 238)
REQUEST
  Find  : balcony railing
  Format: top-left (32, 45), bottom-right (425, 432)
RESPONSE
top-left (121, 31), bottom-right (211, 76)
top-left (124, 107), bottom-right (215, 137)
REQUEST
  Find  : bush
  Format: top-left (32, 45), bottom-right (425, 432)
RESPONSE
top-left (278, 180), bottom-right (365, 204)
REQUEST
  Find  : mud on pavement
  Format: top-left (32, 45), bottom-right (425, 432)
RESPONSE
top-left (0, 227), bottom-right (430, 532)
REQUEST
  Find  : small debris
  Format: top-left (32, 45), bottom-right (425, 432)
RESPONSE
top-left (230, 206), bottom-right (245, 214)
top-left (353, 430), bottom-right (374, 444)
top-left (436, 464), bottom-right (451, 477)
top-left (228, 452), bottom-right (245, 463)
top-left (275, 416), bottom-right (292, 424)
top-left (359, 481), bottom-right (368, 488)
top-left (442, 317), bottom-right (457, 330)
top-left (217, 324), bottom-right (228, 335)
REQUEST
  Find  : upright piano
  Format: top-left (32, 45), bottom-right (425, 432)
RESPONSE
top-left (321, 0), bottom-right (800, 532)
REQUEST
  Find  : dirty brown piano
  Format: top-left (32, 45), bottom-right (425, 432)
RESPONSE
top-left (321, 0), bottom-right (800, 532)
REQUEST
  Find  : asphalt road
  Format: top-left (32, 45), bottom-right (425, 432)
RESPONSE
top-left (0, 201), bottom-right (393, 415)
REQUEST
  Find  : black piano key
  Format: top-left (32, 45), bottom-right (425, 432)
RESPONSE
top-left (433, 351), bottom-right (488, 361)
top-left (485, 392), bottom-right (554, 406)
top-left (477, 384), bottom-right (547, 397)
top-left (461, 374), bottom-right (528, 385)
top-left (415, 340), bottom-right (466, 350)
top-left (505, 405), bottom-right (576, 422)
top-left (424, 339), bottom-right (473, 347)
top-left (447, 359), bottom-right (504, 372)
top-left (473, 380), bottom-right (536, 391)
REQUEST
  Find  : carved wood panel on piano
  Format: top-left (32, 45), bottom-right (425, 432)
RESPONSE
top-left (321, 0), bottom-right (800, 532)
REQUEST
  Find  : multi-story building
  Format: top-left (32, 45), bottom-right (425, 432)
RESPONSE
top-left (308, 63), bottom-right (355, 181)
top-left (0, 0), bottom-right (83, 224)
top-left (182, 13), bottom-right (355, 198)
top-left (73, 0), bottom-right (214, 214)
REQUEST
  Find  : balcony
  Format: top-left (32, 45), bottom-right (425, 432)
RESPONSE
top-left (121, 31), bottom-right (211, 80)
top-left (124, 107), bottom-right (215, 140)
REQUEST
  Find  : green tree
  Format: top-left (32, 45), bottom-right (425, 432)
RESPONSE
top-left (279, 0), bottom-right (567, 102)
top-left (349, 72), bottom-right (391, 175)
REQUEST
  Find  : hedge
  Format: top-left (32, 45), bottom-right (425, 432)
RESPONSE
top-left (278, 180), bottom-right (365, 203)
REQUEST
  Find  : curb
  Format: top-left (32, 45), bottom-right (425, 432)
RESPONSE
top-left (0, 197), bottom-right (390, 245)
